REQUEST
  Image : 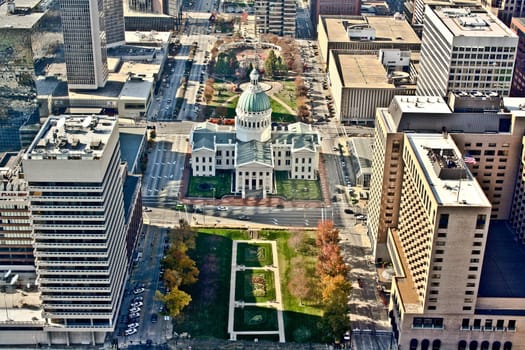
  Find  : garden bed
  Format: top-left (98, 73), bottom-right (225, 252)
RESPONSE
top-left (236, 242), bottom-right (273, 267)
top-left (235, 270), bottom-right (276, 303)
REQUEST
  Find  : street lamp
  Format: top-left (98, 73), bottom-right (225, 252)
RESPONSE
top-left (212, 187), bottom-right (216, 207)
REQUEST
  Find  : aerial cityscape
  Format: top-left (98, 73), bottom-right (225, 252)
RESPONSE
top-left (0, 0), bottom-right (525, 348)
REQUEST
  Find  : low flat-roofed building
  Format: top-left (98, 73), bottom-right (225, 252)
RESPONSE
top-left (123, 4), bottom-right (177, 31)
top-left (317, 14), bottom-right (420, 68)
top-left (348, 137), bottom-right (373, 188)
top-left (0, 273), bottom-right (48, 346)
top-left (36, 33), bottom-right (168, 120)
top-left (328, 51), bottom-right (416, 123)
top-left (119, 126), bottom-right (147, 174)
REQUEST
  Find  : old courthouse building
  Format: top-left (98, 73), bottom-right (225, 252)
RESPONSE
top-left (189, 70), bottom-right (321, 199)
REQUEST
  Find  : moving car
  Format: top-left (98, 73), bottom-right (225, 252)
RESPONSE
top-left (216, 206), bottom-right (228, 211)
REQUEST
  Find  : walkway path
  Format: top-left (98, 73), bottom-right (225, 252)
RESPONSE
top-left (228, 240), bottom-right (285, 343)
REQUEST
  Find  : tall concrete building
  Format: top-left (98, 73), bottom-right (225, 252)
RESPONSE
top-left (510, 17), bottom-right (525, 96)
top-left (22, 116), bottom-right (128, 345)
top-left (104, 0), bottom-right (125, 47)
top-left (481, 0), bottom-right (525, 25)
top-left (255, 0), bottom-right (296, 37)
top-left (368, 95), bottom-right (525, 348)
top-left (416, 6), bottom-right (517, 97)
top-left (0, 0), bottom-right (47, 151)
top-left (59, 0), bottom-right (109, 90)
top-left (0, 152), bottom-right (33, 271)
top-left (309, 0), bottom-right (360, 28)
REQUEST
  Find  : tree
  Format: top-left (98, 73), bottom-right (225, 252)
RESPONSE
top-left (316, 220), bottom-right (340, 247)
top-left (156, 288), bottom-right (191, 318)
top-left (320, 274), bottom-right (352, 303)
top-left (317, 243), bottom-right (347, 277)
top-left (264, 50), bottom-right (277, 77)
top-left (288, 266), bottom-right (311, 305)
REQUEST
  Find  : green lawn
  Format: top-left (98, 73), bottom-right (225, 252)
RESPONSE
top-left (176, 228), bottom-right (323, 342)
top-left (233, 306), bottom-right (279, 332)
top-left (237, 242), bottom-right (273, 267)
top-left (274, 171), bottom-right (323, 200)
top-left (270, 98), bottom-right (296, 123)
top-left (274, 80), bottom-right (298, 111)
top-left (187, 171), bottom-right (232, 198)
top-left (258, 230), bottom-right (322, 343)
top-left (235, 270), bottom-right (276, 303)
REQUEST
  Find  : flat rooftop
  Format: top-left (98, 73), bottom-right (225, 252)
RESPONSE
top-left (124, 31), bottom-right (171, 45)
top-left (0, 0), bottom-right (45, 31)
top-left (391, 95), bottom-right (452, 114)
top-left (26, 116), bottom-right (117, 161)
top-left (338, 54), bottom-right (390, 88)
top-left (0, 273), bottom-right (43, 324)
top-left (406, 133), bottom-right (491, 207)
top-left (478, 221), bottom-right (525, 298)
top-left (434, 7), bottom-right (516, 37)
top-left (119, 127), bottom-right (146, 168)
top-left (322, 15), bottom-right (420, 44)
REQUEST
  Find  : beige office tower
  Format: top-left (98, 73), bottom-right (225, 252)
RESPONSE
top-left (22, 116), bottom-right (127, 345)
top-left (369, 95), bottom-right (525, 348)
top-left (255, 0), bottom-right (296, 37)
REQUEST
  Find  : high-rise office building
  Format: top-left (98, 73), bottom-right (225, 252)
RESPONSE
top-left (309, 0), bottom-right (360, 28)
top-left (59, 0), bottom-right (109, 90)
top-left (0, 152), bottom-right (33, 271)
top-left (104, 0), bottom-right (125, 47)
top-left (0, 0), bottom-right (45, 151)
top-left (368, 95), bottom-right (525, 348)
top-left (510, 17), bottom-right (525, 96)
top-left (481, 0), bottom-right (525, 26)
top-left (255, 0), bottom-right (296, 37)
top-left (22, 116), bottom-right (127, 345)
top-left (416, 6), bottom-right (517, 97)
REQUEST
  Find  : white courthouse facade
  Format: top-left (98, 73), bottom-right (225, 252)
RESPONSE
top-left (190, 70), bottom-right (321, 198)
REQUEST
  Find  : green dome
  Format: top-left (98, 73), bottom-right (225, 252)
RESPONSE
top-left (236, 69), bottom-right (271, 113)
top-left (237, 89), bottom-right (271, 113)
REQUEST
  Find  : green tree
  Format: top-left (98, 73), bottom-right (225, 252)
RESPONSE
top-left (264, 50), bottom-right (277, 77)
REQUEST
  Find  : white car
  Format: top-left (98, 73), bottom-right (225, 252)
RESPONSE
top-left (129, 307), bottom-right (141, 313)
top-left (216, 206), bottom-right (228, 211)
top-left (125, 328), bottom-right (138, 336)
top-left (133, 287), bottom-right (145, 295)
top-left (127, 322), bottom-right (139, 329)
top-left (131, 301), bottom-right (143, 308)
top-left (128, 312), bottom-right (140, 319)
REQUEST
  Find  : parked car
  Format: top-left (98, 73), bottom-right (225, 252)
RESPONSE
top-left (132, 296), bottom-right (143, 303)
top-left (151, 314), bottom-right (158, 323)
top-left (131, 301), bottom-right (143, 308)
top-left (127, 322), bottom-right (139, 329)
top-left (124, 328), bottom-right (138, 336)
top-left (133, 287), bottom-right (145, 295)
top-left (128, 312), bottom-right (140, 319)
top-left (129, 307), bottom-right (141, 313)
top-left (237, 215), bottom-right (250, 220)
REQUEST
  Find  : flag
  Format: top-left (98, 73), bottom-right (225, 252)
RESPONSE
top-left (463, 156), bottom-right (477, 164)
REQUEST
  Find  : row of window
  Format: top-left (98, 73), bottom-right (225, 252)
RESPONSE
top-left (437, 214), bottom-right (486, 229)
top-left (461, 319), bottom-right (516, 331)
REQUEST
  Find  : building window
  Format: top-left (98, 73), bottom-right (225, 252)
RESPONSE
top-left (508, 320), bottom-right (516, 331)
top-left (438, 214), bottom-right (449, 229)
top-left (476, 215), bottom-right (486, 229)
top-left (461, 318), bottom-right (470, 330)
